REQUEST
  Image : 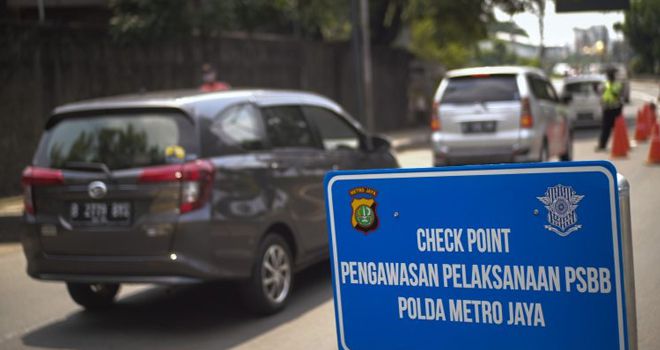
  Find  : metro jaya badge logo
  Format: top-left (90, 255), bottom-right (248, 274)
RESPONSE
top-left (350, 187), bottom-right (379, 234)
top-left (537, 184), bottom-right (585, 237)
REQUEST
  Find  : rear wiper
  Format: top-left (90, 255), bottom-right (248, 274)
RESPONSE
top-left (63, 162), bottom-right (113, 179)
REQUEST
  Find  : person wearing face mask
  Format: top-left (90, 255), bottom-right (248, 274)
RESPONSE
top-left (200, 63), bottom-right (231, 92)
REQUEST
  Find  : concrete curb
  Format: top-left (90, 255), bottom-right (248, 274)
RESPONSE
top-left (386, 130), bottom-right (431, 152)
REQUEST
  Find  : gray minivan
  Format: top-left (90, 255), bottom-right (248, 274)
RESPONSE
top-left (431, 66), bottom-right (573, 166)
top-left (21, 89), bottom-right (398, 314)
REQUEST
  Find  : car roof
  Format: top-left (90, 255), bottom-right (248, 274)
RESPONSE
top-left (445, 66), bottom-right (546, 78)
top-left (52, 88), bottom-right (344, 116)
top-left (563, 75), bottom-right (606, 83)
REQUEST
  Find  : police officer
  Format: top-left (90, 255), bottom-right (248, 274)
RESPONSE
top-left (596, 68), bottom-right (623, 151)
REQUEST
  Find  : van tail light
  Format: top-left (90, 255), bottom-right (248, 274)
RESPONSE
top-left (180, 160), bottom-right (214, 213)
top-left (21, 166), bottom-right (64, 215)
top-left (520, 97), bottom-right (534, 128)
top-left (430, 101), bottom-right (441, 131)
top-left (138, 160), bottom-right (215, 214)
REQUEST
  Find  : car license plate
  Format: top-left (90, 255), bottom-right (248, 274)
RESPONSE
top-left (70, 202), bottom-right (131, 224)
top-left (462, 121), bottom-right (497, 133)
top-left (577, 112), bottom-right (593, 120)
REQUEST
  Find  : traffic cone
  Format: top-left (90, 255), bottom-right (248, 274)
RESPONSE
top-left (611, 116), bottom-right (629, 158)
top-left (634, 109), bottom-right (649, 142)
top-left (621, 115), bottom-right (631, 152)
top-left (648, 123), bottom-right (660, 164)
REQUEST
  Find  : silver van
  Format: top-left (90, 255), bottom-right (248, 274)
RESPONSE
top-left (430, 66), bottom-right (573, 166)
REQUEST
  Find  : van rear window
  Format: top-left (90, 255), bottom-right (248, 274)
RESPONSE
top-left (441, 75), bottom-right (520, 104)
top-left (37, 111), bottom-right (196, 170)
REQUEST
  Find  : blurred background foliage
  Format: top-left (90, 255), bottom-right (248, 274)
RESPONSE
top-left (617, 0), bottom-right (660, 74)
top-left (108, 0), bottom-right (544, 69)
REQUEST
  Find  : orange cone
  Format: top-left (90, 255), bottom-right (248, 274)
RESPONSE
top-left (611, 116), bottom-right (629, 158)
top-left (635, 109), bottom-right (649, 142)
top-left (620, 115), bottom-right (631, 152)
top-left (648, 123), bottom-right (660, 164)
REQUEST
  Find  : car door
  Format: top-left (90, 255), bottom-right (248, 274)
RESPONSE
top-left (587, 81), bottom-right (604, 120)
top-left (260, 105), bottom-right (333, 256)
top-left (301, 105), bottom-right (364, 170)
top-left (540, 78), bottom-right (569, 157)
top-left (302, 105), bottom-right (396, 170)
top-left (528, 75), bottom-right (559, 153)
top-left (201, 103), bottom-right (276, 260)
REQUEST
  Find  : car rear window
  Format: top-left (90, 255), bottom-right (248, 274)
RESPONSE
top-left (37, 111), bottom-right (196, 170)
top-left (564, 81), bottom-right (601, 95)
top-left (441, 74), bottom-right (520, 104)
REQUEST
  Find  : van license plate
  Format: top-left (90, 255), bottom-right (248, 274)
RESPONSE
top-left (70, 202), bottom-right (131, 224)
top-left (462, 121), bottom-right (497, 133)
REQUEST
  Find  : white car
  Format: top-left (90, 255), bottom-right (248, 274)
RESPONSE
top-left (561, 75), bottom-right (606, 127)
top-left (430, 66), bottom-right (573, 166)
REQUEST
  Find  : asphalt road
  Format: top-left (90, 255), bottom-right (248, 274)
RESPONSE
top-left (0, 81), bottom-right (658, 350)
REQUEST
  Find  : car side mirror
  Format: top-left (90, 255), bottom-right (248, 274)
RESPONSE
top-left (365, 135), bottom-right (392, 152)
top-left (560, 94), bottom-right (573, 105)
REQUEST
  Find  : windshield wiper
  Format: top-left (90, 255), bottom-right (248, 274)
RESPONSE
top-left (63, 162), bottom-right (113, 179)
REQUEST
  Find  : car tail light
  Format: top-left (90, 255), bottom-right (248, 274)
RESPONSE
top-left (21, 166), bottom-right (64, 214)
top-left (180, 160), bottom-right (214, 213)
top-left (138, 160), bottom-right (215, 214)
top-left (430, 101), bottom-right (441, 131)
top-left (520, 97), bottom-right (533, 128)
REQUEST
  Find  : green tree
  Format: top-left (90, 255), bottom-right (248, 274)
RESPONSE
top-left (620, 0), bottom-right (660, 73)
top-left (109, 0), bottom-right (351, 42)
top-left (108, 0), bottom-right (530, 68)
top-left (405, 0), bottom-right (529, 68)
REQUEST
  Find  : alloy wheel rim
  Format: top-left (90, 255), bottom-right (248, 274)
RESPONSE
top-left (261, 244), bottom-right (291, 304)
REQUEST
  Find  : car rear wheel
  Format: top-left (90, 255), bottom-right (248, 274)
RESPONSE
top-left (539, 140), bottom-right (549, 162)
top-left (66, 282), bottom-right (120, 310)
top-left (242, 234), bottom-right (293, 315)
top-left (560, 132), bottom-right (574, 161)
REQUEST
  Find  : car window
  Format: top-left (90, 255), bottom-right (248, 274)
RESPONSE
top-left (564, 82), bottom-right (601, 95)
top-left (441, 74), bottom-right (520, 104)
top-left (204, 103), bottom-right (266, 156)
top-left (39, 111), bottom-right (195, 170)
top-left (528, 75), bottom-right (551, 101)
top-left (544, 80), bottom-right (559, 101)
top-left (261, 106), bottom-right (317, 149)
top-left (302, 106), bottom-right (361, 151)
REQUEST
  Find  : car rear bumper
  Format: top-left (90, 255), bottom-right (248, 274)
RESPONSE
top-left (433, 147), bottom-right (532, 166)
top-left (20, 218), bottom-right (255, 284)
top-left (431, 131), bottom-right (535, 165)
top-left (23, 251), bottom-right (239, 284)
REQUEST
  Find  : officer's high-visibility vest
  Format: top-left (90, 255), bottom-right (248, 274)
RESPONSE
top-left (602, 81), bottom-right (622, 109)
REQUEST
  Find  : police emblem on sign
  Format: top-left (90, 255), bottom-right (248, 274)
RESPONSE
top-left (537, 184), bottom-right (584, 236)
top-left (349, 187), bottom-right (379, 234)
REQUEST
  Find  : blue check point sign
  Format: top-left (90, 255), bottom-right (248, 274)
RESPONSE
top-left (325, 161), bottom-right (629, 350)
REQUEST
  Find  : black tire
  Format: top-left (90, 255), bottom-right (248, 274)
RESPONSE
top-left (241, 234), bottom-right (294, 315)
top-left (560, 132), bottom-right (574, 161)
top-left (66, 282), bottom-right (120, 310)
top-left (539, 140), bottom-right (549, 162)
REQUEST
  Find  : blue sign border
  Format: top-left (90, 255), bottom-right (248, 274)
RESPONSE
top-left (324, 161), bottom-right (626, 350)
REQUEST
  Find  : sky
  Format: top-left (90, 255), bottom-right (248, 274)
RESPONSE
top-left (494, 0), bottom-right (625, 48)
